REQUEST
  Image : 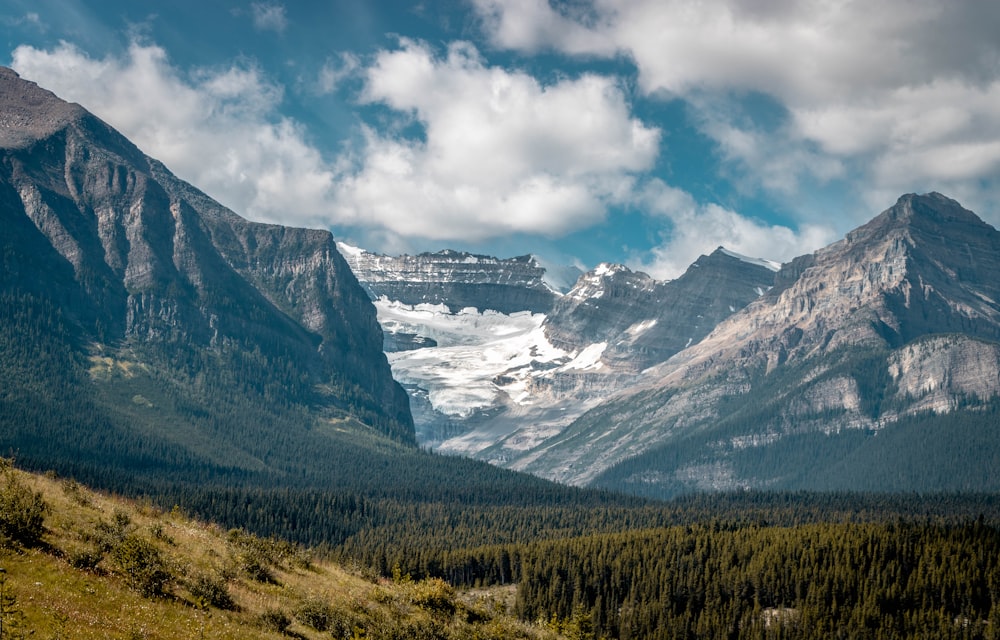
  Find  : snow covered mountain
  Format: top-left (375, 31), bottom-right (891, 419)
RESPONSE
top-left (341, 245), bottom-right (777, 461)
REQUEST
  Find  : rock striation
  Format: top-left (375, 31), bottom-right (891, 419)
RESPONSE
top-left (339, 245), bottom-right (563, 315)
top-left (518, 193), bottom-right (1000, 494)
top-left (0, 67), bottom-right (414, 453)
top-left (544, 250), bottom-right (777, 372)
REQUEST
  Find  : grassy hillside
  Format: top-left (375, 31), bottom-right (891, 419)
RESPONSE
top-left (0, 459), bottom-right (560, 640)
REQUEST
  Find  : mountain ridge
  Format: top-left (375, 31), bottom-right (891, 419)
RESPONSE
top-left (0, 66), bottom-right (415, 487)
top-left (552, 192), bottom-right (1000, 494)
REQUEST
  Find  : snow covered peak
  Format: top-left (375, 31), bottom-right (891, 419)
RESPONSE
top-left (336, 241), bottom-right (367, 258)
top-left (717, 247), bottom-right (781, 271)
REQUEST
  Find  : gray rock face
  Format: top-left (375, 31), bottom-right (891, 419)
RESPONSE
top-left (657, 192), bottom-right (1000, 384)
top-left (0, 67), bottom-right (414, 443)
top-left (340, 246), bottom-right (563, 315)
top-left (340, 240), bottom-right (778, 473)
top-left (524, 193), bottom-right (1000, 494)
top-left (544, 249), bottom-right (777, 372)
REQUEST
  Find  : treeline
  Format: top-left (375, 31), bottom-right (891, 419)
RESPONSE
top-left (154, 484), bottom-right (1000, 585)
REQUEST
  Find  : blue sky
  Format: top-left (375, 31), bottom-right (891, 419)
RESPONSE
top-left (3, 1), bottom-right (1000, 277)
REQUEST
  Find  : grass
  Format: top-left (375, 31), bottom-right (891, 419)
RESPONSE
top-left (0, 462), bottom-right (560, 640)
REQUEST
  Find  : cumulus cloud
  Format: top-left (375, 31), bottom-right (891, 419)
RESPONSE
top-left (332, 38), bottom-right (660, 241)
top-left (250, 2), bottom-right (288, 34)
top-left (12, 41), bottom-right (336, 227)
top-left (635, 180), bottom-right (836, 279)
top-left (10, 38), bottom-right (662, 248)
top-left (472, 0), bottom-right (1000, 219)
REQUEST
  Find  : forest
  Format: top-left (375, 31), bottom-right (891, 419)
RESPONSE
top-left (4, 287), bottom-right (1000, 638)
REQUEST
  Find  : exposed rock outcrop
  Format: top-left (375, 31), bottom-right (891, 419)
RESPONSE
top-left (0, 67), bottom-right (414, 445)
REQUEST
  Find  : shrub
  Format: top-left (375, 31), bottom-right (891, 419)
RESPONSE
top-left (410, 578), bottom-right (456, 619)
top-left (112, 535), bottom-right (171, 597)
top-left (259, 608), bottom-right (291, 633)
top-left (68, 547), bottom-right (104, 571)
top-left (0, 467), bottom-right (47, 547)
top-left (295, 595), bottom-right (335, 631)
top-left (188, 573), bottom-right (237, 611)
top-left (94, 509), bottom-right (133, 551)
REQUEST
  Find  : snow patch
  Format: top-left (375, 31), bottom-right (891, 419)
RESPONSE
top-left (625, 318), bottom-right (657, 337)
top-left (335, 241), bottom-right (366, 258)
top-left (719, 247), bottom-right (781, 271)
top-left (560, 342), bottom-right (607, 371)
top-left (375, 299), bottom-right (572, 417)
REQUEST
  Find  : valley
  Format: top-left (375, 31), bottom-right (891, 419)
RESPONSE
top-left (3, 64), bottom-right (1000, 640)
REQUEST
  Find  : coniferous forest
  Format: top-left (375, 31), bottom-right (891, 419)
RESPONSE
top-left (4, 283), bottom-right (1000, 638)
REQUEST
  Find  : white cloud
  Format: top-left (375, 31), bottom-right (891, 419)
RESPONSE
top-left (472, 0), bottom-right (1000, 220)
top-left (317, 52), bottom-right (361, 94)
top-left (251, 2), bottom-right (288, 34)
top-left (635, 180), bottom-right (835, 279)
top-left (11, 41), bottom-right (336, 227)
top-left (10, 38), bottom-right (660, 247)
top-left (332, 38), bottom-right (660, 241)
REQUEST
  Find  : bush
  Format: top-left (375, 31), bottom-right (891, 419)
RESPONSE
top-left (0, 467), bottom-right (47, 547)
top-left (94, 509), bottom-right (133, 551)
top-left (112, 535), bottom-right (171, 597)
top-left (188, 573), bottom-right (237, 611)
top-left (259, 608), bottom-right (291, 633)
top-left (410, 578), bottom-right (456, 619)
top-left (295, 595), bottom-right (335, 631)
top-left (68, 547), bottom-right (104, 571)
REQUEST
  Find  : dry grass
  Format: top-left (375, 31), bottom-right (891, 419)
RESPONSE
top-left (0, 464), bottom-right (559, 640)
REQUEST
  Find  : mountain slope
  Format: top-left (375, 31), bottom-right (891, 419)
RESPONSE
top-left (343, 244), bottom-right (776, 473)
top-left (339, 245), bottom-right (564, 315)
top-left (539, 193), bottom-right (1000, 494)
top-left (543, 248), bottom-right (778, 372)
top-left (0, 462), bottom-right (556, 640)
top-left (0, 66), bottom-right (414, 488)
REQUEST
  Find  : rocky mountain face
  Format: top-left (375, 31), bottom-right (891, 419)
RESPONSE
top-left (0, 67), bottom-right (414, 482)
top-left (341, 242), bottom-right (776, 468)
top-left (543, 250), bottom-right (777, 372)
top-left (519, 193), bottom-right (1000, 494)
top-left (339, 246), bottom-right (564, 315)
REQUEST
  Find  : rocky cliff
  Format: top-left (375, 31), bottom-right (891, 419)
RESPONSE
top-left (544, 250), bottom-right (777, 372)
top-left (0, 67), bottom-right (414, 482)
top-left (516, 193), bottom-right (1000, 494)
top-left (339, 245), bottom-right (564, 315)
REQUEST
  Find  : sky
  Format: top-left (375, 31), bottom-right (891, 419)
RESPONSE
top-left (3, 1), bottom-right (1000, 279)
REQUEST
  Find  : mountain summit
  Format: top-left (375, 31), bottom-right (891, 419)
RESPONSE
top-left (0, 67), bottom-right (413, 484)
top-left (510, 193), bottom-right (1000, 492)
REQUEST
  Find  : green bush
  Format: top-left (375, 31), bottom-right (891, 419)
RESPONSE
top-left (111, 535), bottom-right (171, 597)
top-left (0, 467), bottom-right (47, 548)
top-left (258, 608), bottom-right (291, 633)
top-left (94, 509), bottom-right (133, 551)
top-left (295, 595), bottom-right (335, 631)
top-left (67, 547), bottom-right (104, 571)
top-left (410, 578), bottom-right (456, 619)
top-left (188, 573), bottom-right (237, 611)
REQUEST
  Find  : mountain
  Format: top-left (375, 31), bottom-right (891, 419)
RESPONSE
top-left (0, 66), bottom-right (414, 486)
top-left (543, 248), bottom-right (778, 372)
top-left (339, 245), bottom-right (566, 315)
top-left (341, 244), bottom-right (776, 466)
top-left (531, 193), bottom-right (1000, 494)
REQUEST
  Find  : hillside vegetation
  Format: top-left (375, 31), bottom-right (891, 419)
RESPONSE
top-left (0, 459), bottom-right (559, 640)
top-left (4, 458), bottom-right (1000, 639)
